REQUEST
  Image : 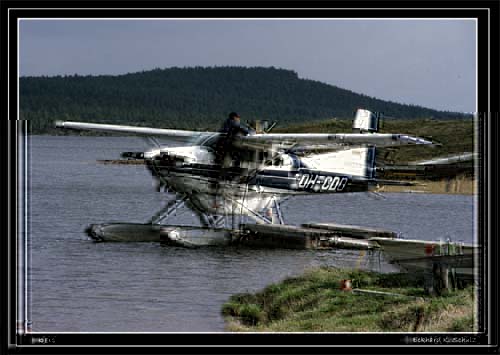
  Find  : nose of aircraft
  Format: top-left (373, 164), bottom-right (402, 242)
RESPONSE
top-left (144, 148), bottom-right (162, 159)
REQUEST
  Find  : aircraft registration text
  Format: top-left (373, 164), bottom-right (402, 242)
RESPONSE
top-left (296, 173), bottom-right (349, 192)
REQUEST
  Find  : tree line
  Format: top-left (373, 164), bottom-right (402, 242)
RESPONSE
top-left (20, 66), bottom-right (468, 134)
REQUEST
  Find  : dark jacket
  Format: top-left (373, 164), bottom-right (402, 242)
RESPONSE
top-left (220, 118), bottom-right (250, 137)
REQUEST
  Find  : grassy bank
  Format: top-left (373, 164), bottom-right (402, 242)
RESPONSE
top-left (222, 267), bottom-right (476, 332)
top-left (379, 176), bottom-right (476, 195)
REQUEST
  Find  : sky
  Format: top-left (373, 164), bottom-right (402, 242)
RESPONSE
top-left (19, 19), bottom-right (476, 113)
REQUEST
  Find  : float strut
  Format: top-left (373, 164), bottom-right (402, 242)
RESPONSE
top-left (148, 195), bottom-right (187, 225)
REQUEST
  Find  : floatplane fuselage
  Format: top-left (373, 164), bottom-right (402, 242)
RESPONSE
top-left (144, 136), bottom-right (375, 216)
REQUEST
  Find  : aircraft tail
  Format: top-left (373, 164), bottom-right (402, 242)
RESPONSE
top-left (352, 109), bottom-right (380, 133)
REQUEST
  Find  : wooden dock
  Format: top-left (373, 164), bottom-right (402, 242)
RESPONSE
top-left (86, 221), bottom-right (476, 295)
top-left (238, 223), bottom-right (380, 250)
top-left (415, 253), bottom-right (478, 295)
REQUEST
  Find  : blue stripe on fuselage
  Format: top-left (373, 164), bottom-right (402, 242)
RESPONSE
top-left (148, 159), bottom-right (368, 193)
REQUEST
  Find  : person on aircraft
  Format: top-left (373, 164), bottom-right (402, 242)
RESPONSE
top-left (214, 112), bottom-right (252, 168)
top-left (211, 112), bottom-right (253, 201)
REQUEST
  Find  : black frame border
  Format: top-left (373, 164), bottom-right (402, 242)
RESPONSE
top-left (3, 1), bottom-right (498, 353)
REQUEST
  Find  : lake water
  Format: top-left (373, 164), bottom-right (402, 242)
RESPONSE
top-left (27, 136), bottom-right (476, 332)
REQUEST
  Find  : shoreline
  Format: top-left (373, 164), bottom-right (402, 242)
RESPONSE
top-left (221, 267), bottom-right (476, 332)
top-left (378, 177), bottom-right (475, 195)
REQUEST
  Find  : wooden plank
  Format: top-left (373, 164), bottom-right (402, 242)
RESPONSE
top-left (395, 254), bottom-right (476, 269)
top-left (372, 237), bottom-right (477, 261)
top-left (239, 223), bottom-right (325, 249)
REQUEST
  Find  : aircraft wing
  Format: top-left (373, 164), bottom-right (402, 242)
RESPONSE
top-left (54, 121), bottom-right (218, 140)
top-left (55, 121), bottom-right (435, 149)
top-left (239, 132), bottom-right (435, 149)
top-left (377, 152), bottom-right (475, 179)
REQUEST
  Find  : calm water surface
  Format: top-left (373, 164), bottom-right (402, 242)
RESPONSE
top-left (29, 136), bottom-right (476, 332)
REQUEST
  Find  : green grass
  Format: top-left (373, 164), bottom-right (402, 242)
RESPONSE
top-left (222, 267), bottom-right (476, 332)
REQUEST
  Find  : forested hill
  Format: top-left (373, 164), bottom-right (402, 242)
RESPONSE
top-left (20, 66), bottom-right (466, 134)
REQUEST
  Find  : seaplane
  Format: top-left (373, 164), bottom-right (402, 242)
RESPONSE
top-left (55, 109), bottom-right (440, 247)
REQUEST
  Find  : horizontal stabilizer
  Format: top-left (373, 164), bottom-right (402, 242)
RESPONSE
top-left (415, 152), bottom-right (475, 166)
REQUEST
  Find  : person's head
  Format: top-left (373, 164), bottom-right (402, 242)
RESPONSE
top-left (229, 112), bottom-right (240, 122)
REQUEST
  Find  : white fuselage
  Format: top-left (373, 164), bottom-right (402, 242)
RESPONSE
top-left (146, 145), bottom-right (279, 216)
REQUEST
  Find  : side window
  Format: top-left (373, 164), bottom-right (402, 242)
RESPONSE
top-left (273, 154), bottom-right (293, 168)
top-left (282, 155), bottom-right (293, 167)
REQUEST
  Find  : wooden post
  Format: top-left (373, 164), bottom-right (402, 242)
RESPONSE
top-left (431, 263), bottom-right (451, 296)
top-left (439, 265), bottom-right (450, 293)
top-left (431, 262), bottom-right (440, 295)
top-left (450, 267), bottom-right (457, 290)
top-left (424, 269), bottom-right (435, 296)
top-left (445, 178), bottom-right (451, 193)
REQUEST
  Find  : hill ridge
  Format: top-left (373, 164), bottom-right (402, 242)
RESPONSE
top-left (20, 66), bottom-right (467, 134)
